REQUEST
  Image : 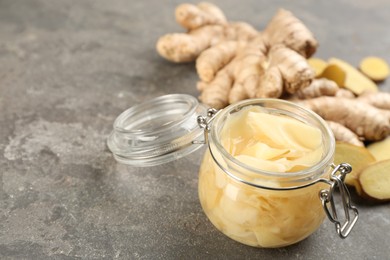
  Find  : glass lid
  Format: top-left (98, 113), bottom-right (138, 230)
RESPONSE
top-left (107, 94), bottom-right (208, 166)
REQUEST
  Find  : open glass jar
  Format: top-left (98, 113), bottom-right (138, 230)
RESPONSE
top-left (107, 94), bottom-right (358, 248)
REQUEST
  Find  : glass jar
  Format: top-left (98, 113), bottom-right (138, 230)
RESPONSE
top-left (107, 94), bottom-right (358, 248)
top-left (197, 98), bottom-right (356, 248)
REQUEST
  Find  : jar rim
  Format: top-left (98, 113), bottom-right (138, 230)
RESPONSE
top-left (113, 94), bottom-right (198, 134)
top-left (107, 94), bottom-right (208, 166)
top-left (209, 98), bottom-right (336, 186)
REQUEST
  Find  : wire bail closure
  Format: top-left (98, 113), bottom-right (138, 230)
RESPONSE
top-left (320, 163), bottom-right (359, 238)
top-left (194, 108), bottom-right (219, 145)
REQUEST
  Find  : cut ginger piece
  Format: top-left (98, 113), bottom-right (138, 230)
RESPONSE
top-left (333, 142), bottom-right (376, 193)
top-left (358, 159), bottom-right (390, 202)
top-left (359, 56), bottom-right (390, 82)
top-left (307, 57), bottom-right (327, 77)
top-left (234, 155), bottom-right (289, 173)
top-left (288, 146), bottom-right (323, 172)
top-left (319, 64), bottom-right (346, 87)
top-left (220, 106), bottom-right (263, 155)
top-left (328, 58), bottom-right (378, 94)
top-left (367, 136), bottom-right (390, 162)
top-left (247, 112), bottom-right (322, 151)
top-left (240, 142), bottom-right (289, 160)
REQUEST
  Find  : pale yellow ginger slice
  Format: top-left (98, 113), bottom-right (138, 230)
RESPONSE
top-left (320, 64), bottom-right (346, 87)
top-left (359, 56), bottom-right (390, 82)
top-left (235, 155), bottom-right (289, 173)
top-left (247, 112), bottom-right (322, 151)
top-left (328, 58), bottom-right (378, 94)
top-left (240, 142), bottom-right (289, 160)
top-left (367, 136), bottom-right (390, 162)
top-left (333, 142), bottom-right (376, 193)
top-left (307, 57), bottom-right (327, 77)
top-left (358, 159), bottom-right (390, 202)
top-left (220, 106), bottom-right (323, 176)
top-left (221, 184), bottom-right (259, 225)
top-left (279, 117), bottom-right (322, 151)
top-left (254, 230), bottom-right (289, 248)
top-left (283, 149), bottom-right (306, 159)
top-left (237, 146), bottom-right (322, 173)
top-left (288, 146), bottom-right (323, 172)
top-left (219, 106), bottom-right (258, 155)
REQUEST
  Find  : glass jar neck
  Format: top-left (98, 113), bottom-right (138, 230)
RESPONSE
top-left (208, 98), bottom-right (335, 190)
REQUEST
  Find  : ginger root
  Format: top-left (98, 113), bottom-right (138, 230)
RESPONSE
top-left (157, 4), bottom-right (317, 108)
top-left (196, 41), bottom-right (247, 82)
top-left (299, 58), bottom-right (390, 146)
top-left (295, 78), bottom-right (339, 99)
top-left (357, 91), bottom-right (390, 110)
top-left (334, 88), bottom-right (355, 98)
top-left (157, 3), bottom-right (390, 149)
top-left (157, 22), bottom-right (258, 63)
top-left (196, 35), bottom-right (268, 108)
top-left (290, 78), bottom-right (356, 100)
top-left (175, 2), bottom-right (227, 30)
top-left (293, 85), bottom-right (390, 146)
top-left (197, 10), bottom-right (317, 108)
top-left (263, 9), bottom-right (317, 58)
top-left (157, 3), bottom-right (258, 63)
top-left (299, 96), bottom-right (390, 141)
top-left (327, 121), bottom-right (364, 147)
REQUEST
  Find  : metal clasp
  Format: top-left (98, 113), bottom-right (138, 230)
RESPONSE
top-left (320, 163), bottom-right (359, 238)
top-left (193, 108), bottom-right (219, 145)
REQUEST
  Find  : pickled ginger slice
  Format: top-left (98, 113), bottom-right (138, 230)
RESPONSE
top-left (240, 142), bottom-right (290, 160)
top-left (235, 155), bottom-right (289, 173)
top-left (247, 112), bottom-right (322, 151)
top-left (254, 229), bottom-right (290, 248)
top-left (286, 146), bottom-right (323, 172)
top-left (220, 106), bottom-right (263, 154)
top-left (219, 194), bottom-right (259, 226)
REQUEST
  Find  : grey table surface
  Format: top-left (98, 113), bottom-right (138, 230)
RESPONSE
top-left (1, 0), bottom-right (390, 259)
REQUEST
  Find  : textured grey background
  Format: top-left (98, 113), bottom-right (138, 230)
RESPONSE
top-left (1, 0), bottom-right (390, 259)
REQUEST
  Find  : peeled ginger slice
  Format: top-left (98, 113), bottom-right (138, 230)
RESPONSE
top-left (220, 188), bottom-right (259, 226)
top-left (254, 229), bottom-right (289, 248)
top-left (240, 142), bottom-right (289, 160)
top-left (247, 112), bottom-right (322, 151)
top-left (367, 136), bottom-right (390, 162)
top-left (307, 57), bottom-right (327, 77)
top-left (238, 145), bottom-right (322, 173)
top-left (334, 142), bottom-right (375, 192)
top-left (328, 57), bottom-right (378, 94)
top-left (220, 106), bottom-right (323, 175)
top-left (358, 159), bottom-right (390, 201)
top-left (235, 155), bottom-right (288, 173)
top-left (288, 146), bottom-right (323, 172)
top-left (359, 56), bottom-right (390, 82)
top-left (320, 64), bottom-right (346, 87)
top-left (220, 106), bottom-right (265, 155)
